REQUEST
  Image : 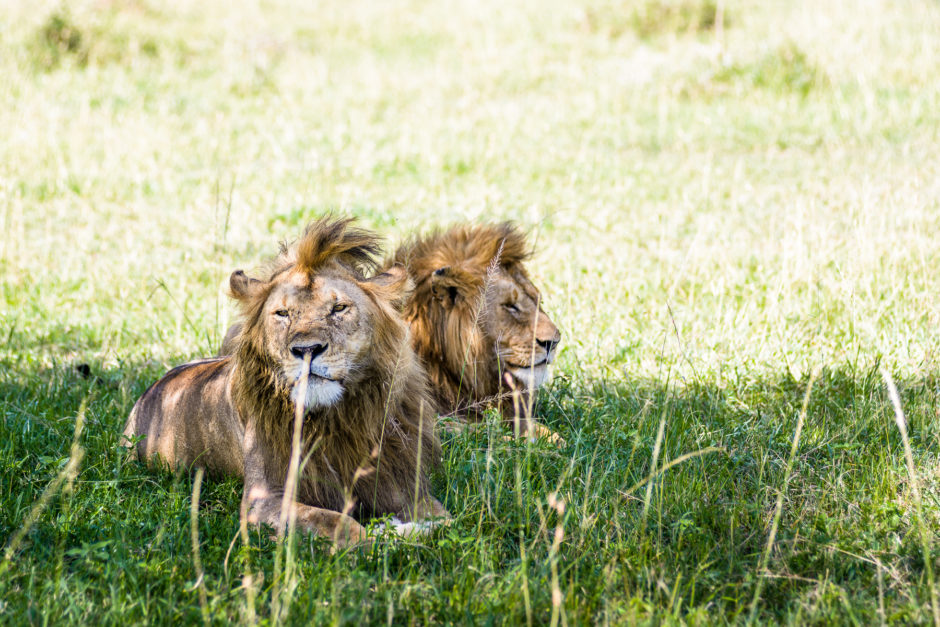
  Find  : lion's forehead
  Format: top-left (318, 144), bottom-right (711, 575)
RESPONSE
top-left (268, 273), bottom-right (367, 310)
top-left (491, 271), bottom-right (540, 305)
top-left (486, 269), bottom-right (558, 341)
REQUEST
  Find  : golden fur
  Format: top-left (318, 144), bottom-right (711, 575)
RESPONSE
top-left (124, 217), bottom-right (448, 546)
top-left (387, 223), bottom-right (562, 440)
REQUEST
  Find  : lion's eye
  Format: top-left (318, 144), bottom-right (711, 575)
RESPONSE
top-left (504, 303), bottom-right (520, 314)
top-left (274, 309), bottom-right (289, 318)
top-left (332, 303), bottom-right (348, 314)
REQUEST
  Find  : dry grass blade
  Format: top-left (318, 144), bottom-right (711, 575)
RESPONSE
top-left (272, 351), bottom-right (311, 624)
top-left (238, 494), bottom-right (257, 626)
top-left (189, 466), bottom-right (209, 622)
top-left (412, 402), bottom-right (425, 517)
top-left (1, 399), bottom-right (87, 570)
top-left (747, 366), bottom-right (820, 623)
top-left (547, 493), bottom-right (567, 627)
top-left (506, 368), bottom-right (533, 627)
top-left (640, 408), bottom-right (668, 530)
top-left (278, 351), bottom-right (311, 539)
top-left (881, 369), bottom-right (940, 627)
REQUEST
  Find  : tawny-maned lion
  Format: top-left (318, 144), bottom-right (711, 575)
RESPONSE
top-left (387, 223), bottom-right (563, 442)
top-left (124, 217), bottom-right (448, 547)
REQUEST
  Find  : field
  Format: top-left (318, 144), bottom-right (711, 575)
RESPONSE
top-left (2, 0), bottom-right (940, 623)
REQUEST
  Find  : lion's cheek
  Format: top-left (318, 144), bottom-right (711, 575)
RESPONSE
top-left (336, 330), bottom-right (372, 377)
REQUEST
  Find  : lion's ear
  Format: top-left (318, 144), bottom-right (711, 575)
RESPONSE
top-left (430, 266), bottom-right (470, 307)
top-left (364, 265), bottom-right (413, 311)
top-left (229, 270), bottom-right (263, 301)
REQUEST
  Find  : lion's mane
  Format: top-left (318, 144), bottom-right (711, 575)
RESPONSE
top-left (387, 222), bottom-right (531, 416)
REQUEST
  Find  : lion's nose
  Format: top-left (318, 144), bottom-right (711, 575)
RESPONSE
top-left (536, 337), bottom-right (560, 353)
top-left (291, 343), bottom-right (328, 361)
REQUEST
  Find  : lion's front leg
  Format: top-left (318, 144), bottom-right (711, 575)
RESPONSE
top-left (501, 387), bottom-right (566, 445)
top-left (501, 405), bottom-right (566, 444)
top-left (499, 418), bottom-right (566, 445)
top-left (383, 496), bottom-right (451, 538)
top-left (519, 421), bottom-right (566, 444)
top-left (241, 430), bottom-right (368, 548)
top-left (243, 485), bottom-right (369, 548)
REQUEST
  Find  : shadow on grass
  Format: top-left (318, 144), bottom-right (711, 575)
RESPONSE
top-left (439, 364), bottom-right (940, 623)
top-left (1, 336), bottom-right (939, 623)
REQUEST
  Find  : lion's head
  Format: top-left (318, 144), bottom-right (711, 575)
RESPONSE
top-left (228, 217), bottom-right (438, 515)
top-left (390, 223), bottom-right (561, 417)
top-left (229, 230), bottom-right (410, 411)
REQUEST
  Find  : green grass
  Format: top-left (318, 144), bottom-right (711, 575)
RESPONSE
top-left (2, 0), bottom-right (940, 623)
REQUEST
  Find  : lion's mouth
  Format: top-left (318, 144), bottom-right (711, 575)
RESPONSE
top-left (293, 361), bottom-right (342, 384)
top-left (309, 372), bottom-right (341, 383)
top-left (505, 360), bottom-right (552, 389)
top-left (505, 359), bottom-right (548, 369)
top-left (292, 366), bottom-right (346, 409)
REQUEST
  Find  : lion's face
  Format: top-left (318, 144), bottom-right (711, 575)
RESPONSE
top-left (233, 264), bottom-right (410, 411)
top-left (430, 263), bottom-right (561, 392)
top-left (263, 270), bottom-right (376, 408)
top-left (480, 268), bottom-right (561, 390)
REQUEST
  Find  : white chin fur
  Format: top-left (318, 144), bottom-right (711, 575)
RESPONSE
top-left (509, 364), bottom-right (550, 389)
top-left (290, 378), bottom-right (344, 408)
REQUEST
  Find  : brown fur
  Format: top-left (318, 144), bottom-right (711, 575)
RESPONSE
top-left (124, 217), bottom-right (448, 546)
top-left (387, 223), bottom-right (562, 440)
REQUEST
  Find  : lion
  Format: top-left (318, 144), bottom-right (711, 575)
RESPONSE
top-left (123, 217), bottom-right (448, 547)
top-left (386, 222), bottom-right (563, 442)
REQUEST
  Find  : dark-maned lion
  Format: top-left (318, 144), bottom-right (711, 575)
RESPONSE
top-left (387, 223), bottom-right (563, 441)
top-left (124, 217), bottom-right (448, 546)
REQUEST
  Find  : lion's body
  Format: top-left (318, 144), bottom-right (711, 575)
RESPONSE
top-left (124, 218), bottom-right (447, 545)
top-left (125, 358), bottom-right (244, 477)
top-left (387, 223), bottom-right (562, 439)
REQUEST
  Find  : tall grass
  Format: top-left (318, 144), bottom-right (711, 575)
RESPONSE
top-left (1, 0), bottom-right (940, 623)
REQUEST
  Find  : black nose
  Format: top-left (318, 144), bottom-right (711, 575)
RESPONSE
top-left (536, 337), bottom-right (560, 353)
top-left (291, 343), bottom-right (328, 361)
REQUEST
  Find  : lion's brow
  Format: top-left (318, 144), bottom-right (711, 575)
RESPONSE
top-left (268, 265), bottom-right (292, 282)
top-left (522, 285), bottom-right (540, 303)
top-left (267, 265), bottom-right (318, 289)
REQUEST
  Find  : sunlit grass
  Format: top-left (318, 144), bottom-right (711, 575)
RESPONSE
top-left (2, 0), bottom-right (940, 623)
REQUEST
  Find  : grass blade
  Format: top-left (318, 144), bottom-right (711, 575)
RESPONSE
top-left (882, 369), bottom-right (940, 627)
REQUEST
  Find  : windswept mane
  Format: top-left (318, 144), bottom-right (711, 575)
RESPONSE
top-left (390, 222), bottom-right (530, 278)
top-left (279, 217), bottom-right (382, 278)
top-left (233, 216), bottom-right (384, 331)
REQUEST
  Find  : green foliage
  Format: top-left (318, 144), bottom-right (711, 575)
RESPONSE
top-left (32, 11), bottom-right (88, 70)
top-left (631, 0), bottom-right (723, 38)
top-left (28, 4), bottom-right (177, 73)
top-left (583, 0), bottom-right (726, 40)
top-left (1, 362), bottom-right (938, 623)
top-left (714, 42), bottom-right (828, 97)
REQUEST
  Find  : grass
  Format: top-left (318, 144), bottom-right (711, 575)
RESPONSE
top-left (2, 0), bottom-right (940, 623)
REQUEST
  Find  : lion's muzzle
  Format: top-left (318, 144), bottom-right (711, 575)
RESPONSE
top-left (290, 342), bottom-right (328, 361)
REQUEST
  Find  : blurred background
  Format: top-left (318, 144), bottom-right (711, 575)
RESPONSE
top-left (2, 0), bottom-right (938, 380)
